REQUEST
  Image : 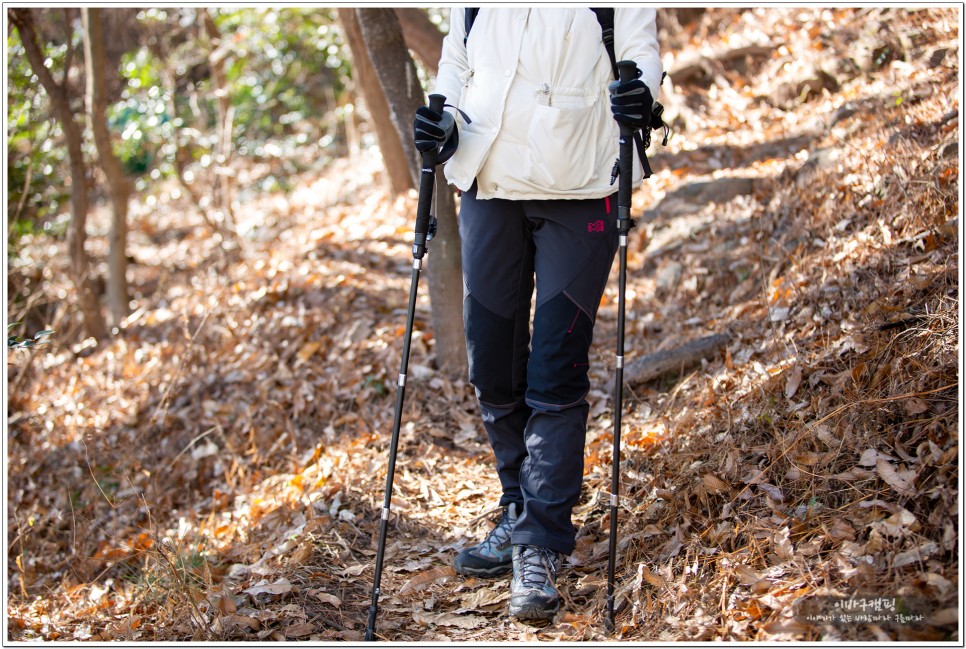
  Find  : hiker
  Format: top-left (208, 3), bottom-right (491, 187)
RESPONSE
top-left (413, 8), bottom-right (662, 621)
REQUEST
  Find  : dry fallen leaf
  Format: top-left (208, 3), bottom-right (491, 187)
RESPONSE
top-left (828, 519), bottom-right (856, 541)
top-left (243, 578), bottom-right (294, 598)
top-left (893, 541), bottom-right (939, 567)
top-left (105, 616), bottom-right (141, 640)
top-left (877, 508), bottom-right (918, 537)
top-left (560, 612), bottom-right (594, 625)
top-left (830, 467), bottom-right (875, 481)
top-left (792, 452), bottom-right (822, 466)
top-left (457, 586), bottom-right (510, 611)
top-left (734, 564), bottom-right (762, 586)
top-left (859, 448), bottom-right (884, 466)
top-left (641, 565), bottom-right (667, 589)
top-left (412, 610), bottom-right (489, 629)
top-left (398, 566), bottom-right (458, 594)
top-left (288, 542), bottom-right (314, 565)
top-left (339, 564), bottom-right (367, 577)
top-left (310, 590), bottom-right (343, 607)
top-left (760, 483), bottom-right (784, 502)
top-left (904, 397), bottom-right (929, 416)
top-left (772, 528), bottom-right (794, 561)
top-left (296, 341), bottom-right (322, 366)
top-left (216, 594), bottom-right (237, 615)
top-left (284, 622), bottom-right (316, 638)
top-left (703, 473), bottom-right (730, 493)
top-left (762, 618), bottom-right (812, 637)
top-left (785, 364), bottom-right (803, 399)
top-left (928, 608), bottom-right (958, 626)
top-left (221, 615), bottom-right (260, 633)
top-left (875, 458), bottom-right (917, 497)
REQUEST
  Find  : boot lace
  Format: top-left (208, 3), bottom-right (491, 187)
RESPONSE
top-left (477, 508), bottom-right (513, 554)
top-left (518, 545), bottom-right (558, 589)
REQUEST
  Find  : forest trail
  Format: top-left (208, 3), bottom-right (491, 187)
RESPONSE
top-left (7, 8), bottom-right (959, 642)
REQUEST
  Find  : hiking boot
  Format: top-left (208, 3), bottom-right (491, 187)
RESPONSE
top-left (454, 503), bottom-right (518, 576)
top-left (509, 544), bottom-right (561, 621)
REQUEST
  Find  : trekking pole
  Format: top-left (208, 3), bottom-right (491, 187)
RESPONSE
top-left (606, 61), bottom-right (640, 633)
top-left (365, 93), bottom-right (446, 642)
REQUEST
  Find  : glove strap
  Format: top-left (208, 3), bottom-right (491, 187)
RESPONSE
top-left (444, 103), bottom-right (472, 125)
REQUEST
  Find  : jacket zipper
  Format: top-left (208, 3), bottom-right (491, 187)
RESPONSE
top-left (537, 82), bottom-right (551, 106)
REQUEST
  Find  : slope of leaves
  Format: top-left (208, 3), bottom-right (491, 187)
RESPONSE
top-left (6, 7), bottom-right (959, 642)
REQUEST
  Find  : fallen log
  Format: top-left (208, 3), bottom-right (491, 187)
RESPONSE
top-left (625, 333), bottom-right (730, 385)
top-left (669, 44), bottom-right (776, 85)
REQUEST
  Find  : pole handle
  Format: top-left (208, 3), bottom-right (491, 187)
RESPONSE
top-left (423, 93), bottom-right (447, 163)
top-left (616, 60), bottom-right (638, 84)
top-left (427, 93), bottom-right (446, 114)
top-left (413, 94), bottom-right (446, 256)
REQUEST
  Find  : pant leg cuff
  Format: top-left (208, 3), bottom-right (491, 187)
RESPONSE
top-left (511, 531), bottom-right (573, 556)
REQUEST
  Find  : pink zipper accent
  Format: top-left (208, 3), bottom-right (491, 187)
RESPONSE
top-left (605, 196), bottom-right (611, 214)
top-left (567, 310), bottom-right (580, 334)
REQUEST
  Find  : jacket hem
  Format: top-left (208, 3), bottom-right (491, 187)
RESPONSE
top-left (465, 181), bottom-right (641, 202)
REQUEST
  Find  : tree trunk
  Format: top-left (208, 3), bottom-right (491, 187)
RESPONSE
top-left (355, 8), bottom-right (467, 380)
top-left (425, 168), bottom-right (468, 378)
top-left (201, 9), bottom-right (236, 231)
top-left (394, 8), bottom-right (443, 75)
top-left (338, 8), bottom-right (413, 195)
top-left (83, 7), bottom-right (130, 326)
top-left (355, 9), bottom-right (423, 187)
top-left (10, 8), bottom-right (108, 341)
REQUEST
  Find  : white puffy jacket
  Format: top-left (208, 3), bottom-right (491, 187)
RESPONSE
top-left (433, 7), bottom-right (662, 200)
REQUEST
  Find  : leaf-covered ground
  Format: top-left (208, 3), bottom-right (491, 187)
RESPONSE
top-left (7, 8), bottom-right (960, 642)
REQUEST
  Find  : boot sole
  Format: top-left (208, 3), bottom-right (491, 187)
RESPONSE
top-left (454, 563), bottom-right (512, 577)
top-left (509, 601), bottom-right (559, 622)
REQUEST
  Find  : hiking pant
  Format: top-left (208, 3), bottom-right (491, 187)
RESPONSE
top-left (460, 185), bottom-right (618, 555)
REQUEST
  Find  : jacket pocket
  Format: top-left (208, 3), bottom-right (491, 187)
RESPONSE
top-left (524, 92), bottom-right (600, 191)
top-left (445, 127), bottom-right (491, 189)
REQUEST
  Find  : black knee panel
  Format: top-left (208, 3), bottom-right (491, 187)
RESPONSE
top-left (465, 294), bottom-right (528, 406)
top-left (526, 293), bottom-right (594, 408)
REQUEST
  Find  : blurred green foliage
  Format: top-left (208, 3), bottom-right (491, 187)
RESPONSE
top-left (6, 28), bottom-right (73, 240)
top-left (214, 8), bottom-right (350, 145)
top-left (111, 46), bottom-right (166, 176)
top-left (7, 7), bottom-right (361, 248)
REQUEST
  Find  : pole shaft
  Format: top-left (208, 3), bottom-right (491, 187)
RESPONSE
top-left (365, 263), bottom-right (421, 640)
top-left (606, 243), bottom-right (627, 629)
top-left (366, 94), bottom-right (444, 641)
top-left (606, 63), bottom-right (637, 627)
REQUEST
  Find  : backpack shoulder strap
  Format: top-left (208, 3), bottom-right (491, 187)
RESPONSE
top-left (592, 8), bottom-right (652, 177)
top-left (592, 7), bottom-right (668, 179)
top-left (590, 8), bottom-right (618, 79)
top-left (464, 7), bottom-right (480, 47)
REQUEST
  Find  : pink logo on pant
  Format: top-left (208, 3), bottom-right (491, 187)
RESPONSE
top-left (587, 219), bottom-right (605, 233)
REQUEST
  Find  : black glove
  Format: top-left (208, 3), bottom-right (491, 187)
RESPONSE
top-left (414, 105), bottom-right (458, 163)
top-left (609, 66), bottom-right (654, 130)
